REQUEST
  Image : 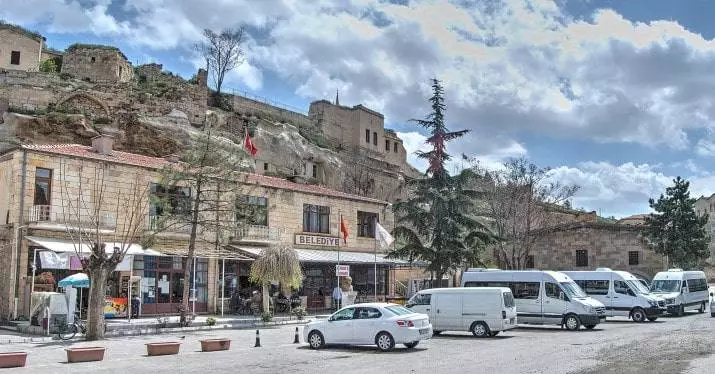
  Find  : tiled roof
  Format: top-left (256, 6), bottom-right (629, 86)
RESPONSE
top-left (19, 144), bottom-right (388, 205)
top-left (21, 144), bottom-right (172, 169)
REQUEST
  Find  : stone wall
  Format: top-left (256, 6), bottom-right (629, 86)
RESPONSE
top-left (0, 28), bottom-right (42, 72)
top-left (529, 222), bottom-right (667, 279)
top-left (61, 46), bottom-right (133, 83)
top-left (232, 93), bottom-right (313, 130)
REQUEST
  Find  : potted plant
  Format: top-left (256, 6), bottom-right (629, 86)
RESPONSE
top-left (145, 342), bottom-right (181, 356)
top-left (206, 317), bottom-right (216, 326)
top-left (291, 306), bottom-right (307, 320)
top-left (0, 352), bottom-right (28, 368)
top-left (199, 338), bottom-right (231, 352)
top-left (65, 347), bottom-right (105, 363)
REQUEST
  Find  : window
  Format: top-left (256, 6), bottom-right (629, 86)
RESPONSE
top-left (235, 195), bottom-right (268, 226)
top-left (263, 162), bottom-right (269, 171)
top-left (312, 164), bottom-right (317, 179)
top-left (503, 292), bottom-right (515, 308)
top-left (355, 307), bottom-right (382, 319)
top-left (409, 293), bottom-right (431, 305)
top-left (525, 255), bottom-right (535, 269)
top-left (365, 129), bottom-right (370, 143)
top-left (357, 211), bottom-right (379, 237)
top-left (149, 183), bottom-right (192, 216)
top-left (303, 204), bottom-right (330, 233)
top-left (394, 142), bottom-right (398, 152)
top-left (688, 278), bottom-right (708, 292)
top-left (91, 56), bottom-right (96, 63)
top-left (10, 51), bottom-right (20, 65)
top-left (385, 140), bottom-right (390, 151)
top-left (576, 280), bottom-right (609, 295)
top-left (373, 132), bottom-right (377, 145)
top-left (33, 168), bottom-right (52, 206)
top-left (331, 307), bottom-right (355, 321)
top-left (511, 282), bottom-right (540, 299)
top-left (628, 251), bottom-right (639, 265)
top-left (614, 280), bottom-right (631, 295)
top-left (575, 250), bottom-right (588, 267)
top-left (545, 282), bottom-right (561, 299)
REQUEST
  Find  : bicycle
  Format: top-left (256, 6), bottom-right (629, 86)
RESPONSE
top-left (57, 314), bottom-right (107, 340)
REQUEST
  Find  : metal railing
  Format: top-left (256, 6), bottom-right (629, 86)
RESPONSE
top-left (147, 215), bottom-right (192, 234)
top-left (29, 205), bottom-right (51, 222)
top-left (28, 205), bottom-right (117, 229)
top-left (232, 224), bottom-right (285, 243)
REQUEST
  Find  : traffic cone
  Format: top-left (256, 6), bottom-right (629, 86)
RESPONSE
top-left (254, 329), bottom-right (261, 347)
top-left (293, 327), bottom-right (300, 344)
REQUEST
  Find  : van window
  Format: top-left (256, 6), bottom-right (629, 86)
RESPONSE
top-left (650, 280), bottom-right (680, 293)
top-left (545, 283), bottom-right (560, 299)
top-left (512, 282), bottom-right (540, 299)
top-left (464, 281), bottom-right (508, 288)
top-left (614, 280), bottom-right (630, 295)
top-left (576, 280), bottom-right (609, 295)
top-left (503, 292), bottom-right (515, 308)
top-left (411, 293), bottom-right (431, 305)
top-left (688, 278), bottom-right (708, 292)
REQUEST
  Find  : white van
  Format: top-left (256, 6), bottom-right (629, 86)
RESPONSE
top-left (405, 287), bottom-right (517, 337)
top-left (650, 269), bottom-right (709, 316)
top-left (461, 269), bottom-right (606, 331)
top-left (563, 269), bottom-right (665, 322)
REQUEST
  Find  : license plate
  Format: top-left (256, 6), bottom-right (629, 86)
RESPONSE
top-left (419, 328), bottom-right (429, 334)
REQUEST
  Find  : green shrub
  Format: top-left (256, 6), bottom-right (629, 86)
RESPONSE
top-left (291, 306), bottom-right (307, 320)
top-left (261, 311), bottom-right (273, 323)
top-left (206, 317), bottom-right (217, 326)
top-left (39, 59), bottom-right (58, 73)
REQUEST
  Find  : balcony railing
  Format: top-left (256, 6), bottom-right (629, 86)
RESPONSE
top-left (28, 205), bottom-right (117, 229)
top-left (147, 215), bottom-right (193, 234)
top-left (232, 225), bottom-right (285, 244)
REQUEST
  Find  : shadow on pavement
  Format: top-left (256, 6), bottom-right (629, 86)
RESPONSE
top-left (296, 344), bottom-right (428, 354)
top-left (432, 334), bottom-right (514, 340)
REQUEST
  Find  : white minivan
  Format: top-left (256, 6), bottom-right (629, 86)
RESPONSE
top-left (406, 287), bottom-right (517, 338)
top-left (563, 269), bottom-right (665, 322)
top-left (461, 269), bottom-right (606, 331)
top-left (650, 269), bottom-right (709, 316)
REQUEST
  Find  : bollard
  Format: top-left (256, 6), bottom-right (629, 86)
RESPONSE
top-left (254, 329), bottom-right (261, 347)
top-left (293, 327), bottom-right (300, 344)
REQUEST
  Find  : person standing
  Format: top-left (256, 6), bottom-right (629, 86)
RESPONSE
top-left (332, 285), bottom-right (343, 311)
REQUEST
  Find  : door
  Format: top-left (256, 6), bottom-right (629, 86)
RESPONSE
top-left (156, 271), bottom-right (172, 314)
top-left (434, 293), bottom-right (462, 330)
top-left (352, 307), bottom-right (382, 344)
top-left (583, 279), bottom-right (612, 316)
top-left (542, 281), bottom-right (569, 324)
top-left (612, 280), bottom-right (635, 316)
top-left (513, 281), bottom-right (542, 324)
top-left (326, 307), bottom-right (356, 343)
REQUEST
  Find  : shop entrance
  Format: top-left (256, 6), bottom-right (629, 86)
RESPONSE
top-left (134, 255), bottom-right (208, 315)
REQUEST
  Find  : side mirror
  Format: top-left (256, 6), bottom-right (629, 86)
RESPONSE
top-left (710, 292), bottom-right (713, 297)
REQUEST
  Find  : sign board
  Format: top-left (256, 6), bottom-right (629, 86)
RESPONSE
top-left (336, 265), bottom-right (350, 277)
top-left (295, 234), bottom-right (340, 248)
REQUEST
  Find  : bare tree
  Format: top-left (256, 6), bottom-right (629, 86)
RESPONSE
top-left (194, 27), bottom-right (246, 96)
top-left (472, 157), bottom-right (579, 270)
top-left (58, 160), bottom-right (150, 340)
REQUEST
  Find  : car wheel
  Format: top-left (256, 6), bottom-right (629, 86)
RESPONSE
top-left (404, 341), bottom-right (419, 349)
top-left (677, 304), bottom-right (685, 317)
top-left (375, 332), bottom-right (395, 352)
top-left (698, 302), bottom-right (706, 313)
top-left (584, 325), bottom-right (596, 330)
top-left (711, 312), bottom-right (715, 318)
top-left (308, 330), bottom-right (325, 350)
top-left (471, 322), bottom-right (490, 338)
top-left (564, 314), bottom-right (581, 331)
top-left (432, 330), bottom-right (442, 336)
top-left (647, 317), bottom-right (658, 322)
top-left (631, 307), bottom-right (647, 323)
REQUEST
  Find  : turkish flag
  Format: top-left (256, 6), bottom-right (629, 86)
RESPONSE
top-left (340, 215), bottom-right (349, 244)
top-left (244, 130), bottom-right (258, 156)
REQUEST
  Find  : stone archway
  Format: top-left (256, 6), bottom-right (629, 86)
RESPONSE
top-left (56, 92), bottom-right (110, 118)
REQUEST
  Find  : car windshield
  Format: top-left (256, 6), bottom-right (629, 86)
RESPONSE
top-left (560, 281), bottom-right (587, 299)
top-left (384, 306), bottom-right (415, 316)
top-left (650, 280), bottom-right (680, 293)
top-left (627, 280), bottom-right (650, 294)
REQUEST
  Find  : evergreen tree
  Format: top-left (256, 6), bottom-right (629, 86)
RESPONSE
top-left (390, 79), bottom-right (494, 282)
top-left (643, 177), bottom-right (710, 269)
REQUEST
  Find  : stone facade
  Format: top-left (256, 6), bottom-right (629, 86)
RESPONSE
top-left (529, 222), bottom-right (666, 280)
top-left (61, 45), bottom-right (134, 83)
top-left (694, 194), bottom-right (715, 262)
top-left (0, 25), bottom-right (43, 72)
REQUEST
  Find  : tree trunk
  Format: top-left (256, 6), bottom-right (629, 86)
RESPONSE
top-left (182, 181), bottom-right (203, 324)
top-left (262, 283), bottom-right (270, 314)
top-left (85, 266), bottom-right (108, 341)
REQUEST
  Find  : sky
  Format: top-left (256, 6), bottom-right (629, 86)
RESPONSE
top-left (4, 0), bottom-right (715, 218)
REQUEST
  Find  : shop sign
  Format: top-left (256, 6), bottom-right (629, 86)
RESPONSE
top-left (104, 297), bottom-right (128, 318)
top-left (295, 234), bottom-right (340, 248)
top-left (336, 265), bottom-right (350, 277)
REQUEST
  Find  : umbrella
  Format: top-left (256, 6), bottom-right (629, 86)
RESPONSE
top-left (58, 273), bottom-right (90, 288)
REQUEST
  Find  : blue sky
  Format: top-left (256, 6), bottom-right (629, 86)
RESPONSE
top-left (4, 0), bottom-right (715, 218)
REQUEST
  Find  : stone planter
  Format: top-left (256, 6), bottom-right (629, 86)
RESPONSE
top-left (145, 342), bottom-right (181, 356)
top-left (200, 339), bottom-right (231, 352)
top-left (65, 347), bottom-right (105, 363)
top-left (0, 352), bottom-right (28, 368)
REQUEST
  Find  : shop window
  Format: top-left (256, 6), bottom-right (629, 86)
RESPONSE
top-left (149, 183), bottom-right (192, 217)
top-left (628, 251), bottom-right (639, 265)
top-left (373, 132), bottom-right (377, 146)
top-left (365, 129), bottom-right (370, 143)
top-left (33, 168), bottom-right (52, 206)
top-left (575, 250), bottom-right (588, 267)
top-left (235, 195), bottom-right (268, 226)
top-left (10, 51), bottom-right (20, 65)
top-left (385, 140), bottom-right (390, 151)
top-left (303, 204), bottom-right (330, 233)
top-left (357, 211), bottom-right (378, 237)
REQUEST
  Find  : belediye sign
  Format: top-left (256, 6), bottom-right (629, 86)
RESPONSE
top-left (295, 234), bottom-right (340, 247)
top-left (336, 265), bottom-right (350, 277)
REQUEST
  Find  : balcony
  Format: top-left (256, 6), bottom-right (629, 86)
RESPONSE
top-left (28, 205), bottom-right (117, 229)
top-left (147, 215), bottom-right (193, 235)
top-left (232, 225), bottom-right (285, 245)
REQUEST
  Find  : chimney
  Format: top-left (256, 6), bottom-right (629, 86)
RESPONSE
top-left (91, 134), bottom-right (115, 155)
top-left (164, 154), bottom-right (180, 163)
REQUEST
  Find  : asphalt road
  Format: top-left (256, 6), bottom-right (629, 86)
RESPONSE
top-left (2, 311), bottom-right (714, 374)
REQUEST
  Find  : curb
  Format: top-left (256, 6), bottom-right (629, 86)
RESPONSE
top-left (103, 319), bottom-right (309, 338)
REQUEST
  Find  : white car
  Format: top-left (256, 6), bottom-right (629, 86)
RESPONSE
top-left (303, 303), bottom-right (432, 352)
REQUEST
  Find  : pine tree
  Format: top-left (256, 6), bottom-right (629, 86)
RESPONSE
top-left (390, 79), bottom-right (494, 282)
top-left (643, 177), bottom-right (710, 269)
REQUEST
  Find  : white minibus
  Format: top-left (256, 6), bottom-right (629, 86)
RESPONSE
top-left (650, 269), bottom-right (709, 316)
top-left (563, 269), bottom-right (665, 322)
top-left (461, 269), bottom-right (605, 331)
top-left (406, 287), bottom-right (517, 338)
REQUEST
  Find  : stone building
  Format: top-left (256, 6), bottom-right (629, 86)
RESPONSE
top-left (0, 22), bottom-right (45, 71)
top-left (60, 44), bottom-right (134, 83)
top-left (0, 137), bottom-right (403, 321)
top-left (694, 194), bottom-right (715, 262)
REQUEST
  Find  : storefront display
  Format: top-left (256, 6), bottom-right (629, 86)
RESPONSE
top-left (104, 297), bottom-right (128, 318)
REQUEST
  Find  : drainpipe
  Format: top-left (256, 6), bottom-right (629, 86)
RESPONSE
top-left (12, 150), bottom-right (28, 319)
